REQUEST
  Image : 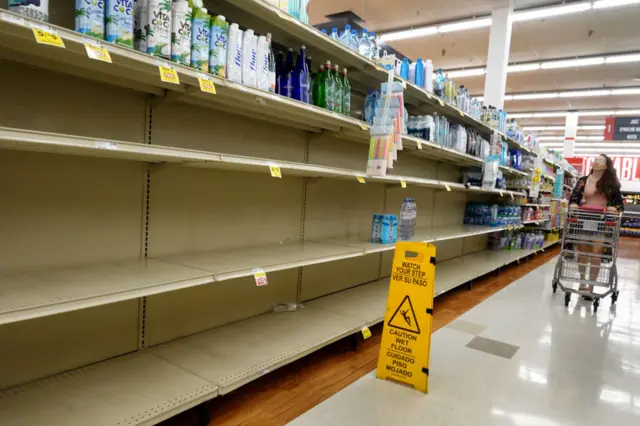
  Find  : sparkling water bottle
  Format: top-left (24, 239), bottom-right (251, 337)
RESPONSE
top-left (358, 28), bottom-right (370, 58)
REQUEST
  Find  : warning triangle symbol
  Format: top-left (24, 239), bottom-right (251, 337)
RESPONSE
top-left (387, 295), bottom-right (421, 334)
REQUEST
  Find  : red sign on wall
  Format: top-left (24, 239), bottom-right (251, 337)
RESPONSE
top-left (566, 156), bottom-right (640, 181)
top-left (603, 116), bottom-right (616, 140)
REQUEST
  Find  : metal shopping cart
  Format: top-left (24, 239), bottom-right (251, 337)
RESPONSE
top-left (552, 206), bottom-right (622, 312)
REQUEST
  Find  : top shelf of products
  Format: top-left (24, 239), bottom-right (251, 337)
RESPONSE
top-left (0, 8), bottom-right (530, 155)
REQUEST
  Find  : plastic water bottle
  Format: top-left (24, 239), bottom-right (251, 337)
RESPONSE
top-left (399, 197), bottom-right (416, 241)
top-left (339, 25), bottom-right (351, 47)
top-left (321, 28), bottom-right (327, 35)
top-left (400, 58), bottom-right (409, 80)
top-left (358, 28), bottom-right (370, 57)
top-left (415, 58), bottom-right (425, 87)
top-left (350, 29), bottom-right (359, 51)
top-left (330, 27), bottom-right (339, 41)
top-left (370, 32), bottom-right (379, 60)
top-left (435, 68), bottom-right (446, 99)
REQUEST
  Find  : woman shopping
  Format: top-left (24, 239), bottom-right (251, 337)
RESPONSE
top-left (568, 154), bottom-right (624, 296)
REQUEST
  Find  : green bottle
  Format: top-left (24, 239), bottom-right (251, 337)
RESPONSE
top-left (313, 65), bottom-right (325, 107)
top-left (341, 68), bottom-right (351, 116)
top-left (333, 65), bottom-right (343, 114)
top-left (324, 60), bottom-right (335, 111)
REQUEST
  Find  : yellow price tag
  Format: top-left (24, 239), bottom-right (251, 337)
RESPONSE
top-left (360, 124), bottom-right (368, 131)
top-left (400, 179), bottom-right (407, 188)
top-left (438, 98), bottom-right (444, 106)
top-left (84, 43), bottom-right (111, 63)
top-left (361, 327), bottom-right (372, 339)
top-left (32, 28), bottom-right (65, 48)
top-left (252, 268), bottom-right (268, 286)
top-left (269, 165), bottom-right (282, 178)
top-left (198, 77), bottom-right (217, 94)
top-left (444, 183), bottom-right (451, 192)
top-left (356, 176), bottom-right (366, 184)
top-left (499, 190), bottom-right (504, 197)
top-left (416, 139), bottom-right (422, 150)
top-left (459, 111), bottom-right (465, 117)
top-left (158, 65), bottom-right (180, 85)
top-left (510, 192), bottom-right (514, 200)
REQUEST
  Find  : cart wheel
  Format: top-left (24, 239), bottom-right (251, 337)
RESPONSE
top-left (552, 280), bottom-right (558, 293)
top-left (564, 292), bottom-right (571, 307)
top-left (612, 291), bottom-right (619, 304)
top-left (593, 299), bottom-right (600, 312)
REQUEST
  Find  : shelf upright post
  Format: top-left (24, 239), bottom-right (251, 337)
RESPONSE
top-left (137, 100), bottom-right (154, 350)
top-left (296, 133), bottom-right (312, 303)
top-left (482, 2), bottom-right (514, 109)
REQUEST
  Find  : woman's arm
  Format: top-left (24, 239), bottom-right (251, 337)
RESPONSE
top-left (607, 186), bottom-right (624, 211)
top-left (569, 177), bottom-right (586, 207)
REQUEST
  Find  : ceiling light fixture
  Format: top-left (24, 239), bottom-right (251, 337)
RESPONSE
top-left (379, 0), bottom-right (639, 42)
top-left (510, 93), bottom-right (559, 100)
top-left (507, 63), bottom-right (542, 73)
top-left (611, 88), bottom-right (640, 95)
top-left (593, 0), bottom-right (640, 10)
top-left (558, 89), bottom-right (611, 98)
top-left (512, 2), bottom-right (592, 22)
top-left (446, 68), bottom-right (487, 78)
top-left (523, 125), bottom-right (606, 131)
top-left (605, 53), bottom-right (640, 64)
top-left (540, 57), bottom-right (605, 69)
top-left (510, 109), bottom-right (640, 118)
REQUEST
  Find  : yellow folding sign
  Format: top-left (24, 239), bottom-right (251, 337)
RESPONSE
top-left (376, 242), bottom-right (436, 393)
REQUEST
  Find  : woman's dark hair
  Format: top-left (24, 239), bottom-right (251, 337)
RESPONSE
top-left (591, 154), bottom-right (621, 195)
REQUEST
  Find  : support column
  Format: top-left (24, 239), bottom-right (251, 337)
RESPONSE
top-left (483, 1), bottom-right (514, 109)
top-left (563, 113), bottom-right (578, 157)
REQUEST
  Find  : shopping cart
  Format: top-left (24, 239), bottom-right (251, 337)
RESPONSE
top-left (552, 206), bottom-right (622, 312)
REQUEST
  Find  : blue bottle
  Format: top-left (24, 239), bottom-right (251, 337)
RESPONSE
top-left (415, 58), bottom-right (425, 87)
top-left (339, 24), bottom-right (351, 47)
top-left (400, 58), bottom-right (409, 80)
top-left (330, 27), bottom-right (339, 40)
top-left (321, 28), bottom-right (327, 35)
top-left (292, 45), bottom-right (310, 103)
top-left (282, 48), bottom-right (294, 98)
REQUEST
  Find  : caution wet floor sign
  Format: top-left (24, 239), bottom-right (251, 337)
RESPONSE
top-left (376, 242), bottom-right (436, 393)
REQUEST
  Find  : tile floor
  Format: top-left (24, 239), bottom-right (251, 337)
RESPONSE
top-left (289, 253), bottom-right (640, 426)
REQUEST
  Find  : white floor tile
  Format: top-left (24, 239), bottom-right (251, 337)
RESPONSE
top-left (289, 255), bottom-right (640, 426)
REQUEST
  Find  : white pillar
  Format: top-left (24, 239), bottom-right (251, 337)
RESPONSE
top-left (483, 2), bottom-right (514, 109)
top-left (563, 113), bottom-right (578, 157)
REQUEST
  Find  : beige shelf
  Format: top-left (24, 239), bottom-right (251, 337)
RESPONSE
top-left (0, 259), bottom-right (213, 326)
top-left (522, 219), bottom-right (549, 225)
top-left (0, 352), bottom-right (218, 426)
top-left (401, 135), bottom-right (484, 167)
top-left (159, 241), bottom-right (364, 281)
top-left (315, 224), bottom-right (518, 254)
top-left (151, 305), bottom-right (365, 394)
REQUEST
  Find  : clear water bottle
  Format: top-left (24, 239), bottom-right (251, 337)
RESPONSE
top-left (350, 29), bottom-right (359, 51)
top-left (339, 25), bottom-right (352, 47)
top-left (399, 197), bottom-right (416, 241)
top-left (330, 27), bottom-right (339, 41)
top-left (358, 28), bottom-right (370, 57)
top-left (370, 32), bottom-right (379, 60)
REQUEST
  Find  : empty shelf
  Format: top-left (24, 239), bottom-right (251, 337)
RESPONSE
top-left (0, 259), bottom-right (213, 325)
top-left (0, 352), bottom-right (218, 426)
top-left (158, 242), bottom-right (364, 281)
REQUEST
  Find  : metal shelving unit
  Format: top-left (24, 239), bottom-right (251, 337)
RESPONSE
top-left (0, 4), bottom-right (558, 425)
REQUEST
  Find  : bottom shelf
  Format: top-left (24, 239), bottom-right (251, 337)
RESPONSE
top-left (0, 240), bottom-right (559, 425)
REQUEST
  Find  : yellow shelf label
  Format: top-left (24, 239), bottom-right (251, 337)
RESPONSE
top-left (84, 43), bottom-right (111, 63)
top-left (361, 327), bottom-right (372, 339)
top-left (198, 77), bottom-right (217, 94)
top-left (360, 124), bottom-right (369, 131)
top-left (158, 65), bottom-right (180, 85)
top-left (252, 268), bottom-right (268, 286)
top-left (416, 139), bottom-right (422, 149)
top-left (444, 183), bottom-right (451, 192)
top-left (270, 165), bottom-right (282, 178)
top-left (356, 176), bottom-right (366, 184)
top-left (510, 192), bottom-right (514, 200)
top-left (499, 190), bottom-right (504, 197)
top-left (400, 179), bottom-right (407, 188)
top-left (32, 28), bottom-right (65, 48)
top-left (438, 99), bottom-right (444, 106)
top-left (459, 111), bottom-right (465, 117)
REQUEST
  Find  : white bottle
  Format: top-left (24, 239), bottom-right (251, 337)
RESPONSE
top-left (425, 59), bottom-right (434, 93)
top-left (266, 34), bottom-right (276, 93)
top-left (255, 35), bottom-right (268, 91)
top-left (242, 29), bottom-right (256, 87)
top-left (146, 0), bottom-right (172, 58)
top-left (226, 24), bottom-right (242, 83)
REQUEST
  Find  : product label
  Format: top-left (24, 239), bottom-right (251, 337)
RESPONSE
top-left (106, 0), bottom-right (134, 48)
top-left (400, 179), bottom-right (407, 188)
top-left (197, 75), bottom-right (217, 94)
top-left (252, 268), bottom-right (268, 286)
top-left (76, 0), bottom-right (105, 39)
top-left (32, 28), bottom-right (65, 48)
top-left (85, 43), bottom-right (112, 63)
top-left (170, 11), bottom-right (191, 66)
top-left (158, 65), bottom-right (180, 84)
top-left (356, 176), bottom-right (366, 184)
top-left (269, 165), bottom-right (282, 178)
top-left (361, 327), bottom-right (372, 339)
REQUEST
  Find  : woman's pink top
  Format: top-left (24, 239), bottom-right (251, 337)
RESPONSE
top-left (582, 177), bottom-right (608, 208)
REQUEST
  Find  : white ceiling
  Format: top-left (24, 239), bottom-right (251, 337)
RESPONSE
top-left (310, 1), bottom-right (640, 128)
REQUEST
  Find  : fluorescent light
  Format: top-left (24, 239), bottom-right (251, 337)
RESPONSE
top-left (539, 136), bottom-right (605, 141)
top-left (507, 63), bottom-right (542, 73)
top-left (615, 109), bottom-right (640, 115)
top-left (513, 3), bottom-right (592, 22)
top-left (540, 57), bottom-right (605, 69)
top-left (446, 68), bottom-right (487, 78)
top-left (509, 113), bottom-right (534, 118)
top-left (523, 126), bottom-right (565, 131)
top-left (532, 112), bottom-right (569, 118)
top-left (578, 110), bottom-right (616, 116)
top-left (379, 26), bottom-right (438, 42)
top-left (593, 0), bottom-right (640, 10)
top-left (511, 93), bottom-right (559, 100)
top-left (437, 18), bottom-right (492, 33)
top-left (576, 148), bottom-right (640, 153)
top-left (581, 125), bottom-right (606, 130)
top-left (611, 88), bottom-right (640, 95)
top-left (605, 53), bottom-right (640, 64)
top-left (558, 89), bottom-right (611, 98)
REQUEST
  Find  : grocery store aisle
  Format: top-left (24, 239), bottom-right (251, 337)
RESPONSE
top-left (289, 239), bottom-right (640, 426)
